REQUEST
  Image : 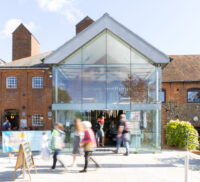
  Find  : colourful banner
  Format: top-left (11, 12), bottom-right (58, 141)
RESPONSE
top-left (2, 131), bottom-right (51, 153)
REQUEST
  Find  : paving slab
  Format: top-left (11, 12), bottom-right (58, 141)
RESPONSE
top-left (0, 150), bottom-right (200, 182)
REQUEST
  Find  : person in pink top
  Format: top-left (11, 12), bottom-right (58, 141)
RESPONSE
top-left (80, 121), bottom-right (100, 173)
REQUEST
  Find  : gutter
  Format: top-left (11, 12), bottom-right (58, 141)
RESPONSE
top-left (162, 80), bottom-right (200, 83)
top-left (0, 66), bottom-right (49, 69)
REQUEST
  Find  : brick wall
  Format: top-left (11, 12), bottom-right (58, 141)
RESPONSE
top-left (161, 82), bottom-right (200, 147)
top-left (0, 69), bottom-right (53, 130)
top-left (76, 16), bottom-right (94, 34)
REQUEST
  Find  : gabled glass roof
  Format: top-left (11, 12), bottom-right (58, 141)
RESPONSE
top-left (61, 30), bottom-right (154, 67)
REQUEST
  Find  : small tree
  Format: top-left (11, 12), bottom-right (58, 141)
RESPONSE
top-left (165, 120), bottom-right (199, 150)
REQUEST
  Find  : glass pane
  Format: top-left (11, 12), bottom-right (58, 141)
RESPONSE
top-left (82, 66), bottom-right (106, 110)
top-left (131, 65), bottom-right (156, 104)
top-left (188, 90), bottom-right (200, 103)
top-left (107, 31), bottom-right (130, 64)
top-left (82, 31), bottom-right (106, 64)
top-left (107, 65), bottom-right (131, 110)
top-left (62, 48), bottom-right (82, 64)
top-left (128, 110), bottom-right (161, 151)
top-left (161, 91), bottom-right (165, 103)
top-left (131, 48), bottom-right (152, 64)
top-left (56, 66), bottom-right (82, 104)
top-left (56, 110), bottom-right (83, 151)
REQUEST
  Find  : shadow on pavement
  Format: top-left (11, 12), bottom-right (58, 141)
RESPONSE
top-left (158, 157), bottom-right (200, 171)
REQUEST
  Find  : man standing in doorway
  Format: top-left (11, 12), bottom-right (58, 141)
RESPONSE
top-left (96, 116), bottom-right (105, 147)
top-left (2, 118), bottom-right (11, 131)
top-left (114, 114), bottom-right (130, 156)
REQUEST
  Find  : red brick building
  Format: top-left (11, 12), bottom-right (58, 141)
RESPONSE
top-left (0, 24), bottom-right (53, 130)
top-left (162, 55), bottom-right (200, 147)
top-left (1, 16), bottom-right (199, 149)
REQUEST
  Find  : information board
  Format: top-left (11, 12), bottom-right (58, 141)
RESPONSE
top-left (23, 142), bottom-right (33, 169)
top-left (2, 130), bottom-right (51, 153)
top-left (12, 142), bottom-right (36, 181)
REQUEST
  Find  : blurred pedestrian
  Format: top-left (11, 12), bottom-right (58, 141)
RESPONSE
top-left (50, 123), bottom-right (67, 171)
top-left (80, 121), bottom-right (100, 173)
top-left (114, 114), bottom-right (131, 156)
top-left (96, 116), bottom-right (105, 147)
top-left (2, 118), bottom-right (11, 131)
top-left (108, 120), bottom-right (117, 145)
top-left (2, 118), bottom-right (13, 162)
top-left (41, 132), bottom-right (50, 160)
top-left (70, 118), bottom-right (84, 167)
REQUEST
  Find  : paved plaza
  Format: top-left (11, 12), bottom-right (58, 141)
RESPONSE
top-left (0, 150), bottom-right (200, 182)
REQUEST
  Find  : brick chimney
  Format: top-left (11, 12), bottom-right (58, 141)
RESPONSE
top-left (76, 16), bottom-right (94, 34)
top-left (12, 24), bottom-right (40, 61)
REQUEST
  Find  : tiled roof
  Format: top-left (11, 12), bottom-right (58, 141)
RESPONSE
top-left (0, 51), bottom-right (52, 68)
top-left (163, 55), bottom-right (200, 82)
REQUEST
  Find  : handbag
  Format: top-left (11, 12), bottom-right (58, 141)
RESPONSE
top-left (122, 133), bottom-right (130, 142)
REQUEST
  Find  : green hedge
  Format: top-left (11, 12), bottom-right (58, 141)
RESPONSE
top-left (165, 120), bottom-right (199, 150)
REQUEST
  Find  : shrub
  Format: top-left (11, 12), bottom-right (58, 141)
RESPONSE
top-left (165, 120), bottom-right (199, 150)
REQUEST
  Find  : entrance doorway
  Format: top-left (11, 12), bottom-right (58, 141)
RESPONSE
top-left (81, 110), bottom-right (125, 147)
top-left (4, 110), bottom-right (19, 130)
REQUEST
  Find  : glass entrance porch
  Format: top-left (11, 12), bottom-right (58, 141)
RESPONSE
top-left (52, 30), bottom-right (162, 152)
top-left (55, 109), bottom-right (161, 152)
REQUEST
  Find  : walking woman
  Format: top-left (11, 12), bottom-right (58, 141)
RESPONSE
top-left (71, 118), bottom-right (84, 167)
top-left (51, 122), bottom-right (67, 171)
top-left (80, 121), bottom-right (100, 173)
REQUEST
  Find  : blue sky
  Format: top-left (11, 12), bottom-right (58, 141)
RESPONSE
top-left (1, 0), bottom-right (200, 62)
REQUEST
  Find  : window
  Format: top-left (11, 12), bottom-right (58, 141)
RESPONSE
top-left (6, 77), bottom-right (17, 88)
top-left (32, 77), bottom-right (43, 88)
top-left (32, 114), bottom-right (43, 126)
top-left (161, 90), bottom-right (166, 103)
top-left (187, 89), bottom-right (200, 103)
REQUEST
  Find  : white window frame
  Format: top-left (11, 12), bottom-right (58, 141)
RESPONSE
top-left (6, 77), bottom-right (17, 88)
top-left (32, 77), bottom-right (43, 88)
top-left (32, 114), bottom-right (43, 126)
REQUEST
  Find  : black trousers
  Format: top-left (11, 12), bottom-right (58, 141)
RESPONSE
top-left (52, 149), bottom-right (65, 169)
top-left (84, 151), bottom-right (99, 170)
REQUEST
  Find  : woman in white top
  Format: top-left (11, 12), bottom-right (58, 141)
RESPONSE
top-left (41, 132), bottom-right (50, 160)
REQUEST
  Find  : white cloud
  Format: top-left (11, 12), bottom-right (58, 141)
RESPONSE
top-left (1, 18), bottom-right (35, 38)
top-left (36, 0), bottom-right (83, 23)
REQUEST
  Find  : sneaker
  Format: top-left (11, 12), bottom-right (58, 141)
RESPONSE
top-left (79, 169), bottom-right (87, 173)
top-left (96, 164), bottom-right (101, 168)
top-left (113, 150), bottom-right (119, 154)
top-left (123, 152), bottom-right (129, 156)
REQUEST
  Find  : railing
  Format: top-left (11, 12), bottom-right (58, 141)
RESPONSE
top-left (185, 132), bottom-right (200, 182)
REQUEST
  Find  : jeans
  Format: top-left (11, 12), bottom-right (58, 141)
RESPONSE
top-left (96, 129), bottom-right (104, 146)
top-left (116, 134), bottom-right (130, 153)
top-left (52, 149), bottom-right (65, 169)
top-left (83, 151), bottom-right (99, 170)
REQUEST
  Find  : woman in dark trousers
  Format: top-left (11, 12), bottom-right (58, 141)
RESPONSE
top-left (80, 121), bottom-right (100, 173)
